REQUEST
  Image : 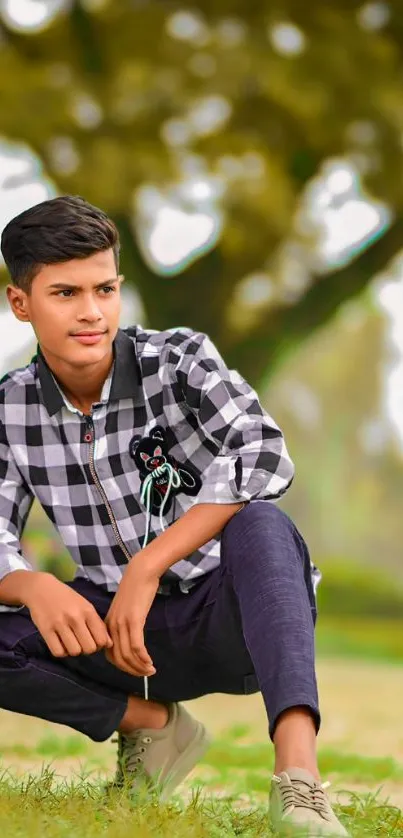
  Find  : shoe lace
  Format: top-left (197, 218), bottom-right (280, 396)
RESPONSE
top-left (141, 463), bottom-right (181, 549)
top-left (112, 732), bottom-right (154, 782)
top-left (140, 462), bottom-right (181, 705)
top-left (273, 775), bottom-right (332, 820)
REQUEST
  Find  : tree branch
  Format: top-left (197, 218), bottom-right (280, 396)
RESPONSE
top-left (69, 0), bottom-right (105, 76)
top-left (226, 216), bottom-right (403, 385)
top-left (114, 215), bottom-right (229, 340)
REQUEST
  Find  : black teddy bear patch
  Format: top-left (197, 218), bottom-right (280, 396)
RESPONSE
top-left (129, 426), bottom-right (202, 514)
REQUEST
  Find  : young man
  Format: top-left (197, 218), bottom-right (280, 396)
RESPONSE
top-left (0, 196), bottom-right (348, 836)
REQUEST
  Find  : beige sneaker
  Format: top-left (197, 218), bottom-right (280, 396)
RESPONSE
top-left (110, 703), bottom-right (210, 801)
top-left (270, 768), bottom-right (349, 836)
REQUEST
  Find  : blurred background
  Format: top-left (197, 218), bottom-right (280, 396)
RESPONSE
top-left (1, 0), bottom-right (403, 664)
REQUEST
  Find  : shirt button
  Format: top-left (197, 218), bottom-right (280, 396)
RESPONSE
top-left (84, 431), bottom-right (93, 443)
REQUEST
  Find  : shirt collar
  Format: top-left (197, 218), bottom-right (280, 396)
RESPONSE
top-left (50, 365), bottom-right (114, 414)
top-left (37, 328), bottom-right (140, 417)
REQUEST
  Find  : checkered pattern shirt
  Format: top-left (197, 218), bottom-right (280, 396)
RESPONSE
top-left (0, 326), bottom-right (295, 607)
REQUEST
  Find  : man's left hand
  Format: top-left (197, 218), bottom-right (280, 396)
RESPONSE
top-left (105, 558), bottom-right (159, 677)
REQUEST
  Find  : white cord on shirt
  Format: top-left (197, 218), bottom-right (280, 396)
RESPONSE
top-left (140, 462), bottom-right (181, 701)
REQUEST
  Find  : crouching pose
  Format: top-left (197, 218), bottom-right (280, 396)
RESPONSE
top-left (0, 196), bottom-right (348, 836)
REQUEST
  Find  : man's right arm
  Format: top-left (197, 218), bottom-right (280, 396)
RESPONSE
top-left (0, 421), bottom-right (113, 656)
top-left (0, 569), bottom-right (41, 607)
top-left (0, 417), bottom-right (36, 607)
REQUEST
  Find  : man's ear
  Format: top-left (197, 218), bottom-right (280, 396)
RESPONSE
top-left (6, 285), bottom-right (31, 323)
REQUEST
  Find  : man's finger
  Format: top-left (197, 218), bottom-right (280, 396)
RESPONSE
top-left (118, 621), bottom-right (154, 674)
top-left (107, 624), bottom-right (134, 673)
top-left (128, 622), bottom-right (155, 669)
top-left (57, 626), bottom-right (82, 657)
top-left (46, 631), bottom-right (68, 658)
top-left (86, 611), bottom-right (113, 649)
top-left (106, 641), bottom-right (145, 677)
top-left (71, 620), bottom-right (99, 656)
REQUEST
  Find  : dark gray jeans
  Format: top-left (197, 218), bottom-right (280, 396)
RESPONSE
top-left (0, 502), bottom-right (319, 740)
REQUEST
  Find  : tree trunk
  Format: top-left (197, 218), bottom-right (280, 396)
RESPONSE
top-left (115, 214), bottom-right (402, 389)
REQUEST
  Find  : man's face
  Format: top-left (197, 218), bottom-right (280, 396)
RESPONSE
top-left (6, 249), bottom-right (122, 369)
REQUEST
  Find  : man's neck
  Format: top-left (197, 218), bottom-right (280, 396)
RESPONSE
top-left (41, 348), bottom-right (114, 415)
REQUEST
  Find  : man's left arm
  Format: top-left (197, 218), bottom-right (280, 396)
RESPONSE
top-left (105, 502), bottom-right (242, 675)
top-left (139, 500), bottom-right (244, 576)
top-left (106, 331), bottom-right (294, 675)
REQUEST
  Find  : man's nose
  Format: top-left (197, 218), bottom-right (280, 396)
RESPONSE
top-left (77, 294), bottom-right (103, 321)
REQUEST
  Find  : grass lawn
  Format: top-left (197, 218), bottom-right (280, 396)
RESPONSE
top-left (2, 770), bottom-right (402, 837)
top-left (0, 737), bottom-right (402, 837)
top-left (1, 652), bottom-right (403, 835)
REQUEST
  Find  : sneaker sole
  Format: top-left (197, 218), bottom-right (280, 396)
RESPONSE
top-left (159, 721), bottom-right (211, 801)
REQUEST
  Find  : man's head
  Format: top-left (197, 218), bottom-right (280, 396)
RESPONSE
top-left (1, 195), bottom-right (123, 370)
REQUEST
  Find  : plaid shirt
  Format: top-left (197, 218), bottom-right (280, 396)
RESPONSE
top-left (0, 326), bottom-right (295, 608)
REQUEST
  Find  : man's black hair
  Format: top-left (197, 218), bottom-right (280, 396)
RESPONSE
top-left (1, 195), bottom-right (120, 293)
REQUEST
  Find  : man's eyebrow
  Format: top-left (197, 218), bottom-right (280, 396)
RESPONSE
top-left (47, 278), bottom-right (120, 290)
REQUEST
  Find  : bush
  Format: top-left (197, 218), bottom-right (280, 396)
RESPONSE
top-left (317, 558), bottom-right (403, 619)
top-left (22, 527), bottom-right (75, 582)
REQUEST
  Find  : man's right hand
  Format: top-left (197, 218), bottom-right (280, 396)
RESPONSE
top-left (23, 572), bottom-right (113, 658)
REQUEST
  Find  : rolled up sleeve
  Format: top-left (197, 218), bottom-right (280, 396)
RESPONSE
top-left (174, 332), bottom-right (295, 505)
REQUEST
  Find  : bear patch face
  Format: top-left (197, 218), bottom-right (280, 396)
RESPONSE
top-left (140, 446), bottom-right (167, 472)
top-left (129, 426), bottom-right (202, 514)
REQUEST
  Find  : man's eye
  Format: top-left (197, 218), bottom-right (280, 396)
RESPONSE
top-left (100, 286), bottom-right (115, 294)
top-left (57, 290), bottom-right (73, 298)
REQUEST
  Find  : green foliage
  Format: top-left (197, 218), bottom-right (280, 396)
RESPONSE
top-left (35, 734), bottom-right (88, 758)
top-left (316, 617), bottom-right (403, 662)
top-left (315, 558), bottom-right (403, 660)
top-left (0, 735), bottom-right (88, 759)
top-left (2, 2), bottom-right (403, 382)
top-left (22, 526), bottom-right (75, 581)
top-left (317, 558), bottom-right (403, 619)
top-left (271, 300), bottom-right (403, 577)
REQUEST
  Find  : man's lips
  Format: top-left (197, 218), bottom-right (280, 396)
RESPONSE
top-left (71, 331), bottom-right (107, 345)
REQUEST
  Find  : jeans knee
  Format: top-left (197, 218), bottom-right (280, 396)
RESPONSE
top-left (221, 502), bottom-right (316, 615)
top-left (222, 500), bottom-right (310, 571)
top-left (225, 499), bottom-right (292, 539)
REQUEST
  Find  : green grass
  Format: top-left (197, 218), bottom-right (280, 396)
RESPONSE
top-left (0, 765), bottom-right (402, 837)
top-left (316, 616), bottom-right (403, 662)
top-left (196, 732), bottom-right (403, 791)
top-left (1, 727), bottom-right (403, 836)
top-left (3, 729), bottom-right (403, 788)
top-left (0, 733), bottom-right (89, 759)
